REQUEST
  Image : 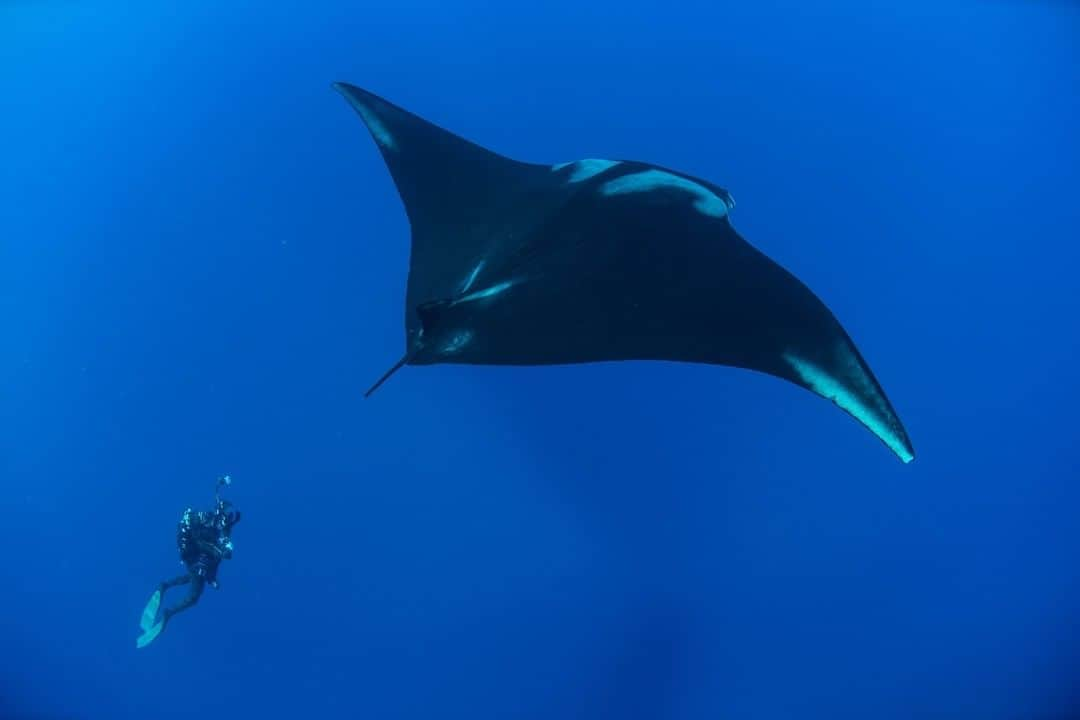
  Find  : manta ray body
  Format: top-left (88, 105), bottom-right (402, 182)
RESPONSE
top-left (333, 82), bottom-right (914, 464)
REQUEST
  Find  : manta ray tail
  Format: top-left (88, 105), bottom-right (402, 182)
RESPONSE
top-left (364, 352), bottom-right (414, 398)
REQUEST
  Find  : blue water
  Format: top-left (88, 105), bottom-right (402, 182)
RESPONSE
top-left (3, 1), bottom-right (1079, 718)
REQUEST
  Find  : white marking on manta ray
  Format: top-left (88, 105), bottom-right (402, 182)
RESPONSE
top-left (551, 159), bottom-right (621, 183)
top-left (461, 261), bottom-right (485, 293)
top-left (599, 169), bottom-right (731, 218)
top-left (355, 103), bottom-right (396, 151)
top-left (458, 279), bottom-right (516, 303)
top-left (442, 330), bottom-right (474, 354)
top-left (781, 351), bottom-right (914, 464)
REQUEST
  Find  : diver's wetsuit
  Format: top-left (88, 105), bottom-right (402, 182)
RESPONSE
top-left (158, 499), bottom-right (240, 625)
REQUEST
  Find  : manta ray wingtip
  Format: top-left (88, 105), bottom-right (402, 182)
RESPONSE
top-left (331, 81), bottom-right (359, 99)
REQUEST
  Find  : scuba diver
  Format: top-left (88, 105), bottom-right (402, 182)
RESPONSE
top-left (136, 475), bottom-right (241, 648)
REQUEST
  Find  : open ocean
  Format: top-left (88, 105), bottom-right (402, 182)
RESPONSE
top-left (3, 1), bottom-right (1078, 718)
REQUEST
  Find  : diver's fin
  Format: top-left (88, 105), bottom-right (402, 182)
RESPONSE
top-left (364, 352), bottom-right (412, 398)
top-left (136, 619), bottom-right (164, 649)
top-left (139, 589), bottom-right (161, 633)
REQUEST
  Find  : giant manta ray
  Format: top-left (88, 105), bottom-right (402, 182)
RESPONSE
top-left (333, 82), bottom-right (915, 464)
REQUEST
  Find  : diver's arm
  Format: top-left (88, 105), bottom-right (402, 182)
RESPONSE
top-left (226, 510), bottom-right (241, 529)
top-left (194, 538), bottom-right (225, 559)
top-left (214, 474), bottom-right (232, 506)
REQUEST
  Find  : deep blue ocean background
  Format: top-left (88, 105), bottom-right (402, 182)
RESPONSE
top-left (3, 1), bottom-right (1079, 718)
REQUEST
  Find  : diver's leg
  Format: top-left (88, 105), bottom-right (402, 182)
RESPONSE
top-left (162, 576), bottom-right (205, 624)
top-left (159, 574), bottom-right (191, 595)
